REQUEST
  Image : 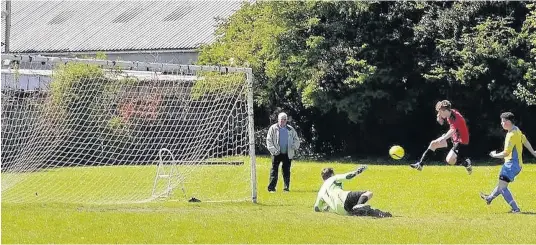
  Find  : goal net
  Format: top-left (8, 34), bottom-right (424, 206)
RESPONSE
top-left (1, 54), bottom-right (257, 204)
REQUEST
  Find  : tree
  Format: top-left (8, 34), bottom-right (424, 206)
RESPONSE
top-left (515, 3), bottom-right (536, 105)
top-left (198, 1), bottom-right (536, 158)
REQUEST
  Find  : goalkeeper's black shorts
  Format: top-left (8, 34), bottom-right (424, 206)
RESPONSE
top-left (344, 191), bottom-right (366, 212)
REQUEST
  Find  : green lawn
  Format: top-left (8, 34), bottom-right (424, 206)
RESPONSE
top-left (2, 162), bottom-right (252, 203)
top-left (3, 158), bottom-right (536, 244)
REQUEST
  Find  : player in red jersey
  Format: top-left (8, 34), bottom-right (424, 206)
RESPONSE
top-left (410, 100), bottom-right (473, 174)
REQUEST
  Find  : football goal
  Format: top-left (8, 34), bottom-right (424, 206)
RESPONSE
top-left (1, 54), bottom-right (257, 204)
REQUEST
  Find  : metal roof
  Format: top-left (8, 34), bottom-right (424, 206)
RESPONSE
top-left (5, 0), bottom-right (244, 53)
top-left (1, 1), bottom-right (7, 52)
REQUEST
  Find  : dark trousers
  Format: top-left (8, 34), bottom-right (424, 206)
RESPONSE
top-left (268, 153), bottom-right (292, 191)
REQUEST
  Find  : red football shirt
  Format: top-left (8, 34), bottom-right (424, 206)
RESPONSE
top-left (447, 109), bottom-right (469, 144)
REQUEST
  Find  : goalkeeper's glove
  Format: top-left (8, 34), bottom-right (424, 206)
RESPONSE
top-left (346, 165), bottom-right (368, 179)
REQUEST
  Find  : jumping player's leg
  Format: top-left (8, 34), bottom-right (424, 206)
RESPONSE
top-left (446, 142), bottom-right (472, 174)
top-left (410, 138), bottom-right (448, 170)
top-left (423, 138), bottom-right (448, 164)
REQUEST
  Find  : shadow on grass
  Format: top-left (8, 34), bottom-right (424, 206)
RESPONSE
top-left (254, 202), bottom-right (299, 207)
top-left (359, 214), bottom-right (403, 219)
top-left (500, 211), bottom-right (536, 215)
top-left (283, 190), bottom-right (318, 193)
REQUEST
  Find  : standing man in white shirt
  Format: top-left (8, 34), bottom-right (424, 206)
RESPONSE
top-left (266, 112), bottom-right (300, 192)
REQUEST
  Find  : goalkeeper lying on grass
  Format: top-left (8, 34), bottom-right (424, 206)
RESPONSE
top-left (313, 165), bottom-right (392, 218)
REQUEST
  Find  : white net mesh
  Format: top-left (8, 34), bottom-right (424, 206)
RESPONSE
top-left (1, 55), bottom-right (256, 204)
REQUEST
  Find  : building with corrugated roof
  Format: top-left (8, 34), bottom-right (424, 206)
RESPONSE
top-left (1, 0), bottom-right (245, 64)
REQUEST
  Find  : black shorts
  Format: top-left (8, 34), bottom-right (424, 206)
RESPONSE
top-left (343, 191), bottom-right (365, 212)
top-left (499, 175), bottom-right (513, 183)
top-left (451, 142), bottom-right (469, 160)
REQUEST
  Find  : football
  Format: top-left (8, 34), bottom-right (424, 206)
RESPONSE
top-left (389, 145), bottom-right (405, 160)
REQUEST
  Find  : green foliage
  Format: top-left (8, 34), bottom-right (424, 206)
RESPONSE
top-left (78, 51), bottom-right (108, 60)
top-left (515, 3), bottom-right (536, 105)
top-left (95, 51), bottom-right (107, 60)
top-left (50, 62), bottom-right (104, 108)
top-left (103, 76), bottom-right (138, 95)
top-left (427, 16), bottom-right (521, 85)
top-left (199, 1), bottom-right (536, 157)
top-left (107, 116), bottom-right (127, 133)
top-left (190, 72), bottom-right (246, 100)
top-left (198, 1), bottom-right (289, 107)
top-left (47, 60), bottom-right (141, 164)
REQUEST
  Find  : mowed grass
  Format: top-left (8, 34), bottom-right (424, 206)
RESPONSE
top-left (1, 163), bottom-right (252, 203)
top-left (2, 157), bottom-right (536, 244)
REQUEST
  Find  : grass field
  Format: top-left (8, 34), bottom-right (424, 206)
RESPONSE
top-left (2, 157), bottom-right (536, 244)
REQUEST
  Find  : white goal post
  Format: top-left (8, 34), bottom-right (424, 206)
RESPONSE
top-left (1, 54), bottom-right (257, 204)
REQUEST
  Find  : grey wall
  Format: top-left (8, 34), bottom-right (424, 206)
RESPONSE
top-left (53, 51), bottom-right (200, 65)
top-left (1, 51), bottom-right (200, 91)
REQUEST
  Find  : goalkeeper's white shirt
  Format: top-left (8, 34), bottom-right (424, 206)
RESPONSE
top-left (313, 172), bottom-right (354, 215)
